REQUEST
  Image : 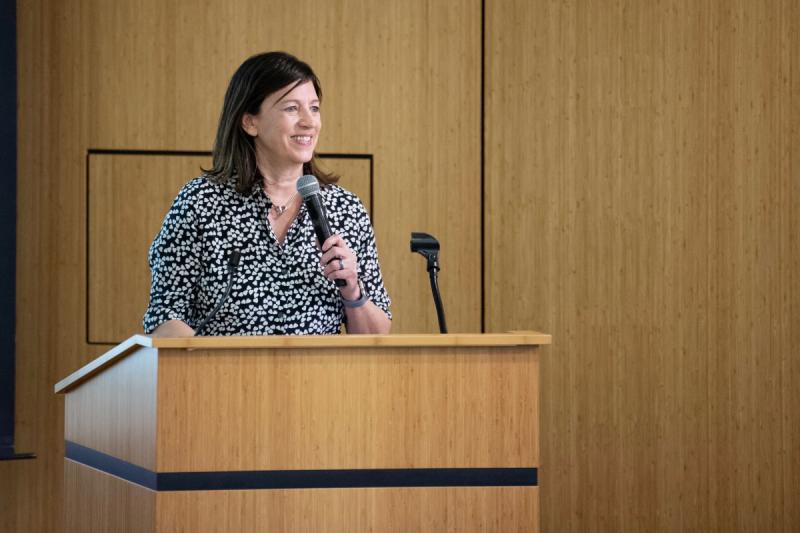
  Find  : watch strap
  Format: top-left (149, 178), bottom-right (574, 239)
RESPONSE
top-left (342, 279), bottom-right (369, 308)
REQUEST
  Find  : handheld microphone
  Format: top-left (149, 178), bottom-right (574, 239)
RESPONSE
top-left (194, 249), bottom-right (241, 336)
top-left (297, 175), bottom-right (347, 287)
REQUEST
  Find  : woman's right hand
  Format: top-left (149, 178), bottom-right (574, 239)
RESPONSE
top-left (151, 319), bottom-right (195, 337)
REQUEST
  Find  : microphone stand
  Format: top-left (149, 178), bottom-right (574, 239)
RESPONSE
top-left (425, 252), bottom-right (447, 334)
top-left (411, 232), bottom-right (447, 334)
top-left (195, 250), bottom-right (241, 336)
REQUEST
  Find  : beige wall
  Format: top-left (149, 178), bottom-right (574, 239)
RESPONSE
top-left (2, 0), bottom-right (797, 531)
top-left (486, 1), bottom-right (799, 532)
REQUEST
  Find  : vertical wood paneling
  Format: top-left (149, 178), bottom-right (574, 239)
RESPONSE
top-left (707, 2), bottom-right (799, 531)
top-left (86, 153), bottom-right (370, 344)
top-left (486, 1), bottom-right (799, 532)
top-left (9, 1), bottom-right (481, 531)
top-left (7, 0), bottom-right (798, 531)
top-left (88, 154), bottom-right (210, 343)
top-left (785, 5), bottom-right (800, 531)
top-left (78, 0), bottom-right (482, 335)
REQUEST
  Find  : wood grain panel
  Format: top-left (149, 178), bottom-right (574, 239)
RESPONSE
top-left (79, 0), bottom-right (481, 334)
top-left (87, 153), bottom-right (370, 343)
top-left (53, 333), bottom-right (549, 393)
top-left (64, 347), bottom-right (157, 469)
top-left (155, 345), bottom-right (538, 471)
top-left (63, 462), bottom-right (537, 532)
top-left (14, 3), bottom-right (479, 529)
top-left (64, 460), bottom-right (155, 533)
top-left (0, 461), bottom-right (20, 531)
top-left (706, 2), bottom-right (799, 532)
top-left (146, 331), bottom-right (549, 349)
top-left (88, 154), bottom-right (209, 343)
top-left (486, 1), bottom-right (799, 532)
top-left (157, 486), bottom-right (538, 533)
top-left (316, 156), bottom-right (372, 214)
top-left (14, 1), bottom-right (91, 531)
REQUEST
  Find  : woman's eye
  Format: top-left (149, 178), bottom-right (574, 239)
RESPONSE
top-left (311, 105), bottom-right (320, 113)
top-left (284, 106), bottom-right (298, 112)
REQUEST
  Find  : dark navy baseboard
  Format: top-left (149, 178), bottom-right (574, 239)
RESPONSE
top-left (65, 440), bottom-right (538, 492)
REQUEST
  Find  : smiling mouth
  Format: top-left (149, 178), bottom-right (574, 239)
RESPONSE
top-left (291, 135), bottom-right (314, 145)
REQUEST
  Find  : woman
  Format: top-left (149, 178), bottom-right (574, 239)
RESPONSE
top-left (143, 52), bottom-right (392, 336)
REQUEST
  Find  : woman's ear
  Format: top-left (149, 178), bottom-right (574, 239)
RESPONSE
top-left (241, 113), bottom-right (258, 137)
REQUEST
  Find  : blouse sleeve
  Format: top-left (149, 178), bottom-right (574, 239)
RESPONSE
top-left (352, 199), bottom-right (392, 320)
top-left (142, 181), bottom-right (203, 333)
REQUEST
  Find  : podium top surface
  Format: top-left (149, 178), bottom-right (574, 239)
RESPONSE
top-left (148, 332), bottom-right (551, 349)
top-left (55, 332), bottom-right (550, 394)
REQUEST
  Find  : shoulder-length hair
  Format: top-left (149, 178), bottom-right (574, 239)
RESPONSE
top-left (204, 51), bottom-right (338, 194)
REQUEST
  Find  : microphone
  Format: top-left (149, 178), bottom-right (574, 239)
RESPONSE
top-left (297, 175), bottom-right (347, 287)
top-left (194, 249), bottom-right (241, 336)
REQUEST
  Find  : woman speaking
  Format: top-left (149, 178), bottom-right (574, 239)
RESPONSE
top-left (143, 52), bottom-right (392, 336)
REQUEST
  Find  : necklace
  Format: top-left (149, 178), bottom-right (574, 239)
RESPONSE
top-left (268, 191), bottom-right (298, 217)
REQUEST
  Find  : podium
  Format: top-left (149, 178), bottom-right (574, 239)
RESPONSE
top-left (56, 333), bottom-right (550, 532)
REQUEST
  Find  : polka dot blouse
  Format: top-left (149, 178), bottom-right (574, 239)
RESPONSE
top-left (143, 176), bottom-right (392, 335)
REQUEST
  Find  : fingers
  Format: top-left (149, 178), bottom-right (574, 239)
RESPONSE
top-left (319, 234), bottom-right (359, 297)
top-left (319, 234), bottom-right (346, 265)
top-left (320, 234), bottom-right (342, 254)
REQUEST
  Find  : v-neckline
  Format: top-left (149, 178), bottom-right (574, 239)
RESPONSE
top-left (266, 202), bottom-right (305, 247)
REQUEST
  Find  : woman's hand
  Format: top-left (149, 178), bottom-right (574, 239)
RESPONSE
top-left (151, 319), bottom-right (195, 337)
top-left (320, 234), bottom-right (360, 300)
top-left (319, 233), bottom-right (391, 334)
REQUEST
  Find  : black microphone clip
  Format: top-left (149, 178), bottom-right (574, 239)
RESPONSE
top-left (410, 232), bottom-right (440, 273)
top-left (410, 232), bottom-right (447, 334)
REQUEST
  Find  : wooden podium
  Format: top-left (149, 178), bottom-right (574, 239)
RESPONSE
top-left (55, 333), bottom-right (550, 532)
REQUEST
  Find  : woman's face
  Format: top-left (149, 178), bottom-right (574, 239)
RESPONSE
top-left (242, 80), bottom-right (321, 172)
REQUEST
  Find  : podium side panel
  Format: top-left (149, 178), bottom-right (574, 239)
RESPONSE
top-left (65, 347), bottom-right (158, 469)
top-left (65, 459), bottom-right (155, 533)
top-left (156, 486), bottom-right (538, 533)
top-left (156, 345), bottom-right (539, 471)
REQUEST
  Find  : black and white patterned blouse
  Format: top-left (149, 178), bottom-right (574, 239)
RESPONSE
top-left (143, 175), bottom-right (391, 335)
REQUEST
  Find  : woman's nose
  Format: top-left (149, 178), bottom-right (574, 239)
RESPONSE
top-left (298, 107), bottom-right (315, 128)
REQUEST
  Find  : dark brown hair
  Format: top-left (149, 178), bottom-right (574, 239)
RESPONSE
top-left (205, 51), bottom-right (337, 194)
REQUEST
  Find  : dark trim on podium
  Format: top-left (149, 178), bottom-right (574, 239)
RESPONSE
top-left (65, 440), bottom-right (538, 491)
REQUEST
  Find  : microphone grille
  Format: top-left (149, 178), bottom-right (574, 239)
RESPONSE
top-left (296, 174), bottom-right (320, 199)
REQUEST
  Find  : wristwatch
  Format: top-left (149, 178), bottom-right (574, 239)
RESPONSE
top-left (342, 279), bottom-right (369, 308)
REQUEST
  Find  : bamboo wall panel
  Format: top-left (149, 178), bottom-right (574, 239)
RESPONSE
top-left (10, 1), bottom-right (480, 531)
top-left (77, 0), bottom-right (481, 335)
top-left (88, 154), bottom-right (209, 343)
top-left (485, 1), bottom-right (799, 532)
top-left (315, 157), bottom-right (372, 213)
top-left (10, 0), bottom-right (797, 531)
top-left (87, 154), bottom-right (370, 344)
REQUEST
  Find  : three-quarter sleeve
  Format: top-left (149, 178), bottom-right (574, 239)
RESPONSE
top-left (142, 180), bottom-right (203, 333)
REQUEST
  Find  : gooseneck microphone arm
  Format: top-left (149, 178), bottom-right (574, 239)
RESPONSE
top-left (194, 249), bottom-right (241, 336)
top-left (411, 232), bottom-right (447, 334)
top-left (426, 254), bottom-right (447, 334)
